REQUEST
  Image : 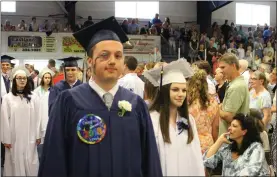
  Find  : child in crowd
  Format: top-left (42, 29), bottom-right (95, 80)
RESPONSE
top-left (252, 55), bottom-right (262, 71)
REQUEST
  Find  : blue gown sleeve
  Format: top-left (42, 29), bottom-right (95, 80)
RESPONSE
top-left (48, 86), bottom-right (59, 113)
top-left (137, 97), bottom-right (163, 177)
top-left (38, 91), bottom-right (69, 177)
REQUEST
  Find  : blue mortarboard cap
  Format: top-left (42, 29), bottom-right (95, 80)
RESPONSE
top-left (1, 55), bottom-right (15, 63)
top-left (73, 16), bottom-right (128, 54)
top-left (58, 57), bottom-right (82, 67)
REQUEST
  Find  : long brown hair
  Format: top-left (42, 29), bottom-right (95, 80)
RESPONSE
top-left (149, 83), bottom-right (194, 144)
top-left (40, 72), bottom-right (53, 87)
top-left (187, 69), bottom-right (209, 109)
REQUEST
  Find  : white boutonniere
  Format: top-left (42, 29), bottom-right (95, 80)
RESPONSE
top-left (118, 100), bottom-right (132, 117)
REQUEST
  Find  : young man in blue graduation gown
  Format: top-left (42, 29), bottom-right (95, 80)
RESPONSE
top-left (48, 57), bottom-right (82, 110)
top-left (39, 16), bottom-right (162, 177)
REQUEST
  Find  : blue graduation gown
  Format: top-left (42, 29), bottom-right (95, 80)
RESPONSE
top-left (39, 83), bottom-right (162, 177)
top-left (48, 80), bottom-right (82, 111)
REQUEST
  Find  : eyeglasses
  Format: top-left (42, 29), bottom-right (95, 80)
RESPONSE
top-left (16, 77), bottom-right (27, 81)
top-left (250, 77), bottom-right (258, 80)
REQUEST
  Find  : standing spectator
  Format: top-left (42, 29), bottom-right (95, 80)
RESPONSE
top-left (239, 59), bottom-right (250, 87)
top-left (253, 24), bottom-right (263, 38)
top-left (149, 25), bottom-right (158, 35)
top-left (47, 59), bottom-right (56, 73)
top-left (51, 19), bottom-right (60, 32)
top-left (229, 22), bottom-right (237, 39)
top-left (17, 20), bottom-right (27, 31)
top-left (218, 53), bottom-right (250, 136)
top-left (194, 61), bottom-right (217, 96)
top-left (268, 67), bottom-right (276, 100)
top-left (188, 36), bottom-right (199, 63)
top-left (218, 43), bottom-right (227, 56)
top-left (220, 20), bottom-right (231, 43)
top-left (118, 56), bottom-right (144, 98)
top-left (249, 71), bottom-right (272, 128)
top-left (263, 26), bottom-right (272, 43)
top-left (75, 21), bottom-right (83, 31)
top-left (63, 22), bottom-right (72, 32)
top-left (245, 37), bottom-right (254, 50)
top-left (263, 42), bottom-right (274, 58)
top-left (237, 43), bottom-right (245, 59)
top-left (168, 27), bottom-right (177, 55)
top-left (83, 16), bottom-right (94, 28)
top-left (212, 22), bottom-right (221, 41)
top-left (128, 19), bottom-right (139, 34)
top-left (29, 17), bottom-right (39, 32)
top-left (254, 38), bottom-right (264, 59)
top-left (3, 20), bottom-right (14, 31)
top-left (246, 27), bottom-right (253, 38)
top-left (150, 13), bottom-right (162, 35)
top-left (207, 38), bottom-right (217, 68)
top-left (198, 43), bottom-right (205, 60)
top-left (237, 25), bottom-right (246, 40)
top-left (271, 92), bottom-right (277, 173)
top-left (120, 19), bottom-right (128, 34)
top-left (25, 64), bottom-right (35, 91)
top-left (215, 68), bottom-right (228, 103)
top-left (33, 69), bottom-right (40, 89)
top-left (52, 64), bottom-right (64, 85)
top-left (161, 17), bottom-right (171, 42)
top-left (244, 50), bottom-right (253, 69)
top-left (39, 20), bottom-right (50, 32)
top-left (187, 69), bottom-right (220, 153)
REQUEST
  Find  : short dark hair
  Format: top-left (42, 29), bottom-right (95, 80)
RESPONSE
top-left (11, 77), bottom-right (32, 103)
top-left (88, 16), bottom-right (92, 20)
top-left (196, 60), bottom-right (212, 75)
top-left (124, 56), bottom-right (138, 71)
top-left (218, 53), bottom-right (240, 70)
top-left (34, 70), bottom-right (39, 75)
top-left (48, 59), bottom-right (56, 67)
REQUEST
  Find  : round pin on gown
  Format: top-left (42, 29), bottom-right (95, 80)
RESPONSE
top-left (77, 114), bottom-right (107, 144)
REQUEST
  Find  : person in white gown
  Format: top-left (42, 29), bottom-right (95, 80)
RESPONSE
top-left (1, 66), bottom-right (41, 176)
top-left (33, 68), bottom-right (54, 160)
top-left (143, 59), bottom-right (205, 176)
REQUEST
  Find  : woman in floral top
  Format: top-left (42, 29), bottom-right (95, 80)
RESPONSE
top-left (203, 113), bottom-right (270, 176)
top-left (187, 69), bottom-right (219, 153)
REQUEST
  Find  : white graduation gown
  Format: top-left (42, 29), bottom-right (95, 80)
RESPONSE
top-left (150, 111), bottom-right (205, 176)
top-left (1, 92), bottom-right (41, 176)
top-left (34, 86), bottom-right (50, 143)
top-left (118, 73), bottom-right (145, 99)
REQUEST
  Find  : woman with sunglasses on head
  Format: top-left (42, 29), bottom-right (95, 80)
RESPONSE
top-left (204, 113), bottom-right (270, 176)
top-left (249, 70), bottom-right (272, 129)
top-left (34, 68), bottom-right (54, 161)
top-left (1, 66), bottom-right (41, 176)
top-left (143, 59), bottom-right (205, 176)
